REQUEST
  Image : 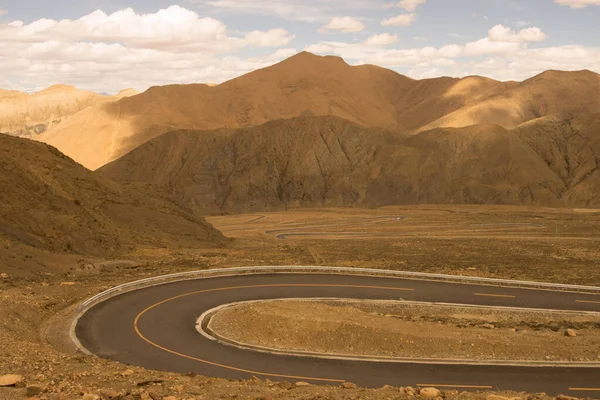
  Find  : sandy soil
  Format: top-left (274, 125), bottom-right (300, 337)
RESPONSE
top-left (209, 300), bottom-right (600, 362)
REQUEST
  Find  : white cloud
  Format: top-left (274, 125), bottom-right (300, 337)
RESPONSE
top-left (414, 36), bottom-right (427, 41)
top-left (397, 0), bottom-right (427, 12)
top-left (554, 0), bottom-right (600, 8)
top-left (364, 33), bottom-right (399, 46)
top-left (0, 6), bottom-right (297, 93)
top-left (245, 28), bottom-right (295, 47)
top-left (382, 13), bottom-right (416, 27)
top-left (302, 23), bottom-right (583, 82)
top-left (488, 24), bottom-right (547, 43)
top-left (192, 0), bottom-right (373, 22)
top-left (319, 17), bottom-right (365, 33)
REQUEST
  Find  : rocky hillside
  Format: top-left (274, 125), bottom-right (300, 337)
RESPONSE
top-left (0, 85), bottom-right (137, 138)
top-left (97, 114), bottom-right (600, 214)
top-left (417, 69), bottom-right (600, 132)
top-left (0, 134), bottom-right (223, 275)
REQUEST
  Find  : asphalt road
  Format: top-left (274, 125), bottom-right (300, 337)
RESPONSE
top-left (76, 273), bottom-right (600, 396)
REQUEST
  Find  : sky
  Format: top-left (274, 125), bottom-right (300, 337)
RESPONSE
top-left (0, 0), bottom-right (599, 94)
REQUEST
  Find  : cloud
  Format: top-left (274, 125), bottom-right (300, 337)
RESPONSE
top-left (382, 13), bottom-right (416, 27)
top-left (413, 36), bottom-right (427, 41)
top-left (0, 8), bottom-right (7, 16)
top-left (488, 24), bottom-right (547, 43)
top-left (191, 0), bottom-right (374, 22)
top-left (302, 23), bottom-right (572, 81)
top-left (0, 6), bottom-right (297, 93)
top-left (0, 6), bottom-right (297, 53)
top-left (245, 28), bottom-right (295, 47)
top-left (364, 33), bottom-right (398, 46)
top-left (397, 0), bottom-right (427, 12)
top-left (319, 17), bottom-right (365, 33)
top-left (554, 0), bottom-right (600, 8)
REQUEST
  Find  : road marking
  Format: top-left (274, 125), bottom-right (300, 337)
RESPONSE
top-left (575, 300), bottom-right (600, 305)
top-left (417, 384), bottom-right (493, 389)
top-left (134, 283), bottom-right (413, 383)
top-left (474, 293), bottom-right (516, 299)
top-left (569, 388), bottom-right (600, 391)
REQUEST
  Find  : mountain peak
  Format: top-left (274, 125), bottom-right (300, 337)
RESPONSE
top-left (40, 84), bottom-right (78, 93)
top-left (117, 88), bottom-right (138, 97)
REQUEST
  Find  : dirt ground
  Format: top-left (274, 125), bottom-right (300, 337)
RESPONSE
top-left (1, 205), bottom-right (600, 399)
top-left (209, 300), bottom-right (600, 362)
top-left (207, 205), bottom-right (600, 285)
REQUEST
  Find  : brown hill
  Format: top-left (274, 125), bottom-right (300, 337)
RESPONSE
top-left (0, 85), bottom-right (137, 138)
top-left (417, 70), bottom-right (600, 132)
top-left (98, 115), bottom-right (599, 214)
top-left (0, 134), bottom-right (223, 276)
top-left (38, 52), bottom-right (516, 170)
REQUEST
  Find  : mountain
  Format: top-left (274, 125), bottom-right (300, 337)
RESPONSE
top-left (0, 134), bottom-right (223, 275)
top-left (98, 115), bottom-right (599, 214)
top-left (38, 52), bottom-right (518, 170)
top-left (417, 70), bottom-right (600, 132)
top-left (0, 85), bottom-right (137, 138)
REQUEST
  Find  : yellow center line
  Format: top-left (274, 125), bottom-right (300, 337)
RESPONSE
top-left (569, 388), bottom-right (600, 391)
top-left (575, 300), bottom-right (600, 304)
top-left (134, 283), bottom-right (413, 383)
top-left (474, 293), bottom-right (516, 299)
top-left (418, 384), bottom-right (493, 389)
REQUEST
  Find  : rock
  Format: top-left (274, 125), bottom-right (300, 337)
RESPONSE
top-left (444, 389), bottom-right (459, 397)
top-left (382, 385), bottom-right (395, 390)
top-left (419, 387), bottom-right (442, 398)
top-left (147, 392), bottom-right (162, 400)
top-left (121, 369), bottom-right (134, 377)
top-left (294, 381), bottom-right (311, 387)
top-left (277, 381), bottom-right (293, 390)
top-left (0, 273), bottom-right (8, 279)
top-left (173, 384), bottom-right (184, 393)
top-left (341, 382), bottom-right (358, 389)
top-left (0, 374), bottom-right (22, 386)
top-left (99, 389), bottom-right (120, 399)
top-left (26, 384), bottom-right (45, 396)
top-left (527, 393), bottom-right (547, 400)
top-left (482, 323), bottom-right (495, 329)
top-left (139, 393), bottom-right (153, 400)
top-left (60, 281), bottom-right (76, 286)
top-left (565, 329), bottom-right (577, 337)
top-left (556, 395), bottom-right (578, 400)
top-left (404, 386), bottom-right (416, 396)
top-left (163, 397), bottom-right (178, 400)
top-left (82, 394), bottom-right (100, 400)
top-left (486, 395), bottom-right (513, 400)
top-left (34, 374), bottom-right (46, 382)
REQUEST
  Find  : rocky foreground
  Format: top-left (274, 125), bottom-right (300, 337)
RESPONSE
top-left (0, 371), bottom-right (585, 400)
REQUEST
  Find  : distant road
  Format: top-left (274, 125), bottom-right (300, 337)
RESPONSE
top-left (76, 273), bottom-right (600, 396)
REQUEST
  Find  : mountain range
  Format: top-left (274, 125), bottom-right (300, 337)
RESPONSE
top-left (0, 85), bottom-right (137, 139)
top-left (0, 51), bottom-right (599, 223)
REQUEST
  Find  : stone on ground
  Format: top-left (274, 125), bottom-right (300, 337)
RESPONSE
top-left (419, 387), bottom-right (442, 398)
top-left (0, 374), bottom-right (22, 386)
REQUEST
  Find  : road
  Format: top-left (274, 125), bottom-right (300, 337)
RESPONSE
top-left (76, 273), bottom-right (600, 396)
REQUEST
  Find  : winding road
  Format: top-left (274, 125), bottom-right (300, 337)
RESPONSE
top-left (76, 273), bottom-right (600, 396)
